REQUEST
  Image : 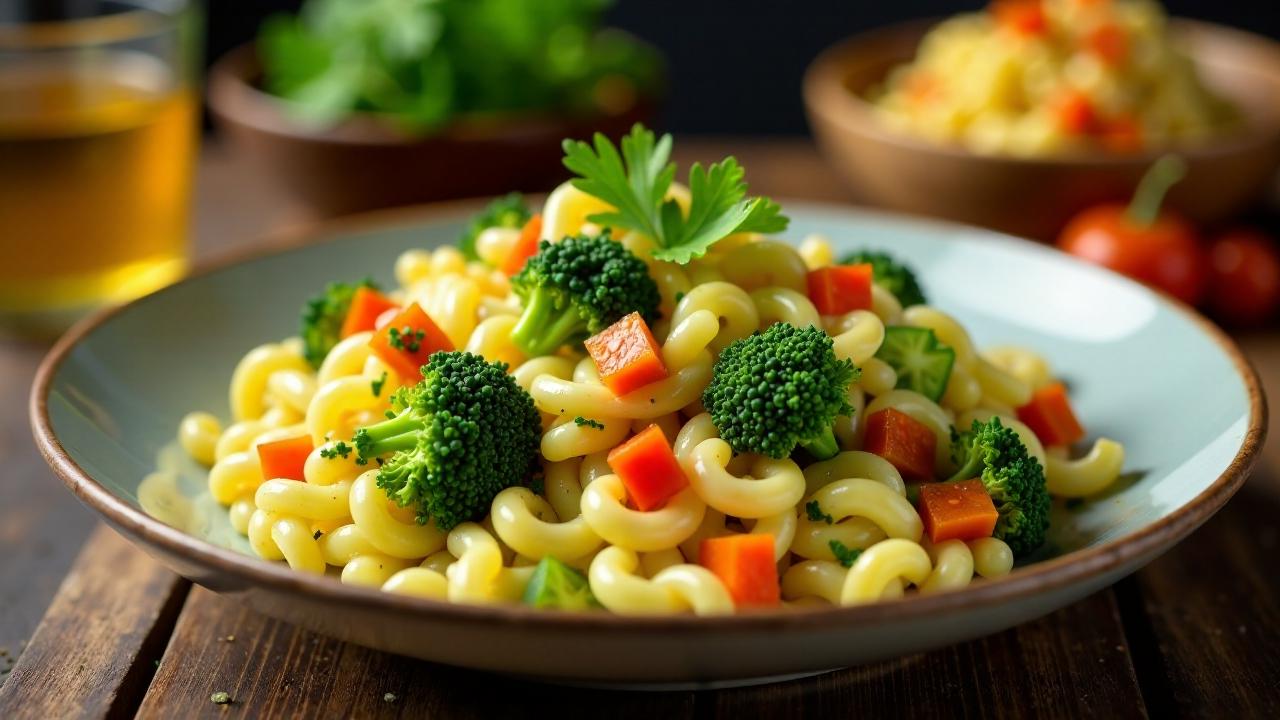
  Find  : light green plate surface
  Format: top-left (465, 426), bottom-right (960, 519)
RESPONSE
top-left (35, 203), bottom-right (1264, 683)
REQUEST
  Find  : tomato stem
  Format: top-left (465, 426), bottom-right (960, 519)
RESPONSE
top-left (1126, 155), bottom-right (1187, 227)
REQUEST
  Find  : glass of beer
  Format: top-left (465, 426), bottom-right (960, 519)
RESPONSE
top-left (0, 1), bottom-right (199, 335)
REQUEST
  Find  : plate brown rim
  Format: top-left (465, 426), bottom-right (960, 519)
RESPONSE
top-left (29, 198), bottom-right (1267, 635)
top-left (802, 17), bottom-right (1280, 168)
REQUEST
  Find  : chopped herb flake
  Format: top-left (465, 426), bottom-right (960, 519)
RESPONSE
top-left (574, 416), bottom-right (606, 430)
top-left (829, 540), bottom-right (862, 568)
top-left (806, 500), bottom-right (834, 524)
top-left (371, 372), bottom-right (388, 397)
top-left (388, 326), bottom-right (426, 352)
top-left (320, 441), bottom-right (353, 460)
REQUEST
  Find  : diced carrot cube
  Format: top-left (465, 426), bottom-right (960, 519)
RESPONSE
top-left (1017, 382), bottom-right (1086, 447)
top-left (368, 303), bottom-right (453, 381)
top-left (918, 479), bottom-right (1000, 542)
top-left (699, 534), bottom-right (780, 607)
top-left (501, 214), bottom-right (543, 276)
top-left (257, 435), bottom-right (314, 482)
top-left (863, 408), bottom-right (937, 482)
top-left (607, 424), bottom-right (688, 511)
top-left (341, 287), bottom-right (400, 339)
top-left (807, 264), bottom-right (874, 315)
top-left (584, 311), bottom-right (669, 396)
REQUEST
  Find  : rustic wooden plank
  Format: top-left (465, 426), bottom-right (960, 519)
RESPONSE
top-left (1121, 480), bottom-right (1280, 719)
top-left (137, 586), bottom-right (1143, 719)
top-left (701, 589), bottom-right (1146, 720)
top-left (0, 525), bottom-right (189, 720)
top-left (137, 586), bottom-right (698, 720)
top-left (0, 339), bottom-right (99, 688)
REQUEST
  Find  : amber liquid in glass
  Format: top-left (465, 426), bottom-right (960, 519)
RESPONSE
top-left (0, 52), bottom-right (195, 319)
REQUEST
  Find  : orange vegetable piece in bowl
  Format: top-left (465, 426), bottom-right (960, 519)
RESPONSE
top-left (806, 264), bottom-right (873, 315)
top-left (863, 408), bottom-right (937, 483)
top-left (1017, 382), bottom-right (1086, 447)
top-left (257, 435), bottom-right (314, 482)
top-left (584, 311), bottom-right (668, 396)
top-left (991, 0), bottom-right (1048, 36)
top-left (500, 214), bottom-right (543, 277)
top-left (918, 480), bottom-right (999, 543)
top-left (340, 287), bottom-right (400, 338)
top-left (699, 534), bottom-right (780, 608)
top-left (368, 303), bottom-right (454, 381)
top-left (607, 424), bottom-right (688, 512)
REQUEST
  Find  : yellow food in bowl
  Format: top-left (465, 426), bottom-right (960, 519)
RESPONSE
top-left (869, 0), bottom-right (1238, 156)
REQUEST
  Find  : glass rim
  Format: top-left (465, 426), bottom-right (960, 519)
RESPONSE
top-left (0, 0), bottom-right (190, 50)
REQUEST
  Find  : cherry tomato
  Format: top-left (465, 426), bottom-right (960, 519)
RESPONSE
top-left (1058, 205), bottom-right (1206, 305)
top-left (1206, 229), bottom-right (1280, 326)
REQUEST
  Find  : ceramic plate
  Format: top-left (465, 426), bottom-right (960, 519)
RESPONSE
top-left (32, 202), bottom-right (1265, 684)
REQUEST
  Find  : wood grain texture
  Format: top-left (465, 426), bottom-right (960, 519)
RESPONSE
top-left (136, 586), bottom-right (1144, 719)
top-left (1124, 482), bottom-right (1280, 719)
top-left (0, 339), bottom-right (96, 687)
top-left (0, 525), bottom-right (189, 719)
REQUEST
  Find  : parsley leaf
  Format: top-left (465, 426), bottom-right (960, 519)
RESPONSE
top-left (561, 124), bottom-right (788, 264)
top-left (805, 500), bottom-right (834, 525)
top-left (574, 416), bottom-right (606, 430)
top-left (829, 540), bottom-right (863, 568)
top-left (371, 372), bottom-right (388, 397)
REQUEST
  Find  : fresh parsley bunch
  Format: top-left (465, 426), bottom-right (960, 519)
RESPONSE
top-left (259, 0), bottom-right (662, 130)
top-left (562, 124), bottom-right (789, 263)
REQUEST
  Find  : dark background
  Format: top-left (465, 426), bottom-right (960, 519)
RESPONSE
top-left (208, 0), bottom-right (1280, 136)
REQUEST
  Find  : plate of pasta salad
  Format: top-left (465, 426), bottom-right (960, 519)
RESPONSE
top-left (33, 126), bottom-right (1263, 683)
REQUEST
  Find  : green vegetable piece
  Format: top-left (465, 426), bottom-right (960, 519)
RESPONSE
top-left (523, 556), bottom-right (600, 611)
top-left (947, 417), bottom-right (1051, 558)
top-left (300, 278), bottom-right (378, 368)
top-left (561, 124), bottom-right (788, 264)
top-left (509, 231), bottom-right (659, 357)
top-left (838, 250), bottom-right (927, 307)
top-left (257, 0), bottom-right (662, 131)
top-left (703, 323), bottom-right (858, 461)
top-left (875, 326), bottom-right (956, 403)
top-left (805, 500), bottom-right (834, 525)
top-left (351, 351), bottom-right (541, 530)
top-left (458, 193), bottom-right (531, 262)
top-left (829, 540), bottom-right (862, 568)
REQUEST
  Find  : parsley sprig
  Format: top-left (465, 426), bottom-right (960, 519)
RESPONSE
top-left (561, 124), bottom-right (789, 264)
top-left (829, 540), bottom-right (863, 568)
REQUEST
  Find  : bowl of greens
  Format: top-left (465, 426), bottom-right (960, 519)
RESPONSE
top-left (209, 0), bottom-right (663, 218)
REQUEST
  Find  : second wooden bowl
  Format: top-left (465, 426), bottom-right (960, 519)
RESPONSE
top-left (208, 44), bottom-right (656, 219)
top-left (803, 19), bottom-right (1280, 241)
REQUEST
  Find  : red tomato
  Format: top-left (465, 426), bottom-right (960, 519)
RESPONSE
top-left (1058, 204), bottom-right (1206, 305)
top-left (1206, 229), bottom-right (1280, 326)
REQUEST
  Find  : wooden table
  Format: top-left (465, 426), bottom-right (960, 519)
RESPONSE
top-left (1, 140), bottom-right (1278, 719)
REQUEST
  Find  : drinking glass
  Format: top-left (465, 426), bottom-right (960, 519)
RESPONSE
top-left (0, 1), bottom-right (200, 335)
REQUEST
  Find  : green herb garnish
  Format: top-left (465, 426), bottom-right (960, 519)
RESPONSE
top-left (806, 500), bottom-right (834, 525)
top-left (562, 124), bottom-right (788, 264)
top-left (829, 540), bottom-right (863, 568)
top-left (574, 416), bottom-right (606, 430)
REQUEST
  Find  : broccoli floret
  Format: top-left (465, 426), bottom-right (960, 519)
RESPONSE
top-left (947, 417), bottom-right (1051, 557)
top-left (458, 193), bottom-right (531, 262)
top-left (300, 279), bottom-right (377, 368)
top-left (351, 351), bottom-right (541, 530)
top-left (875, 326), bottom-right (955, 402)
top-left (523, 556), bottom-right (601, 610)
top-left (839, 250), bottom-right (926, 307)
top-left (509, 232), bottom-right (660, 357)
top-left (702, 322), bottom-right (858, 461)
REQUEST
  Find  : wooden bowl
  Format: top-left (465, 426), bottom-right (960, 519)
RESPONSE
top-left (208, 44), bottom-right (657, 218)
top-left (803, 19), bottom-right (1280, 241)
